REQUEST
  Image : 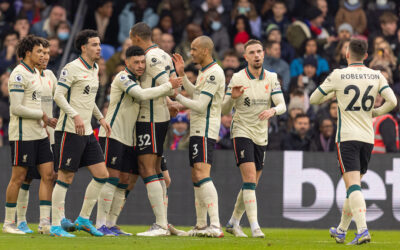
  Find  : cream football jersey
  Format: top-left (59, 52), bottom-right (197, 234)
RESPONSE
top-left (226, 67), bottom-right (283, 146)
top-left (8, 61), bottom-right (47, 141)
top-left (137, 44), bottom-right (175, 123)
top-left (55, 56), bottom-right (100, 135)
top-left (40, 69), bottom-right (56, 144)
top-left (189, 60), bottom-right (225, 140)
top-left (317, 64), bottom-right (390, 144)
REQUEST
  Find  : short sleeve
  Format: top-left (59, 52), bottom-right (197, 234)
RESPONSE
top-left (201, 71), bottom-right (225, 98)
top-left (8, 72), bottom-right (27, 93)
top-left (270, 73), bottom-right (283, 96)
top-left (378, 72), bottom-right (390, 94)
top-left (58, 65), bottom-right (74, 89)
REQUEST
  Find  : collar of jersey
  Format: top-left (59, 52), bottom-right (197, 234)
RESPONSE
top-left (20, 60), bottom-right (35, 73)
top-left (40, 70), bottom-right (45, 77)
top-left (79, 55), bottom-right (97, 69)
top-left (144, 44), bottom-right (158, 54)
top-left (125, 67), bottom-right (137, 81)
top-left (200, 59), bottom-right (217, 72)
top-left (245, 66), bottom-right (265, 80)
top-left (348, 63), bottom-right (364, 67)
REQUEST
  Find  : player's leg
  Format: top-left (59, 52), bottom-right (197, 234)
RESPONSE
top-left (156, 157), bottom-right (168, 221)
top-left (96, 137), bottom-right (123, 235)
top-left (107, 172), bottom-right (137, 236)
top-left (16, 179), bottom-right (32, 233)
top-left (3, 140), bottom-right (32, 234)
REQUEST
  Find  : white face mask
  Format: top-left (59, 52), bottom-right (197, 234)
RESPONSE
top-left (377, 0), bottom-right (387, 6)
top-left (348, 0), bottom-right (359, 5)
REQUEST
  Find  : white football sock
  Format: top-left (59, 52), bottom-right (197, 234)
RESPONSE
top-left (52, 181), bottom-right (69, 226)
top-left (144, 175), bottom-right (167, 228)
top-left (198, 179), bottom-right (220, 228)
top-left (194, 186), bottom-right (207, 228)
top-left (348, 185), bottom-right (367, 234)
top-left (79, 178), bottom-right (106, 219)
top-left (159, 175), bottom-right (168, 222)
top-left (39, 200), bottom-right (51, 223)
top-left (338, 198), bottom-right (352, 233)
top-left (4, 203), bottom-right (17, 224)
top-left (96, 177), bottom-right (118, 228)
top-left (229, 189), bottom-right (245, 227)
top-left (17, 184), bottom-right (30, 225)
top-left (107, 186), bottom-right (126, 228)
top-left (242, 184), bottom-right (259, 231)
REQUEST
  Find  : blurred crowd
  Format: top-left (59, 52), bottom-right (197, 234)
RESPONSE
top-left (0, 0), bottom-right (400, 153)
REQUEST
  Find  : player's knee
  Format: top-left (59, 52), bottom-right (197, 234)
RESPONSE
top-left (119, 173), bottom-right (130, 184)
top-left (41, 172), bottom-right (55, 183)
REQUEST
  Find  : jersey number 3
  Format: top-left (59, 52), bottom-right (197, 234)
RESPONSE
top-left (344, 85), bottom-right (374, 111)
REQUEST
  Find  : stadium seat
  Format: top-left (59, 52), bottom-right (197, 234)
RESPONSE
top-left (100, 44), bottom-right (115, 60)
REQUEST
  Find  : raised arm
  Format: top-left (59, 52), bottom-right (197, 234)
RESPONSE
top-left (172, 53), bottom-right (196, 95)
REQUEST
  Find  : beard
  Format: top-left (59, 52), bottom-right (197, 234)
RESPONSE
top-left (252, 62), bottom-right (263, 69)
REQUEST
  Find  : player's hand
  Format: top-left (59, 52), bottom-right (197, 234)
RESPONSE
top-left (170, 76), bottom-right (183, 89)
top-left (258, 108), bottom-right (276, 121)
top-left (172, 53), bottom-right (185, 77)
top-left (47, 118), bottom-right (58, 129)
top-left (41, 112), bottom-right (49, 128)
top-left (73, 115), bottom-right (85, 136)
top-left (171, 88), bottom-right (180, 98)
top-left (231, 85), bottom-right (244, 99)
top-left (99, 118), bottom-right (112, 137)
top-left (168, 101), bottom-right (180, 117)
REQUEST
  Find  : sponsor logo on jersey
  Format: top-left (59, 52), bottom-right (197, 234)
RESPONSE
top-left (83, 85), bottom-right (90, 94)
top-left (244, 97), bottom-right (251, 107)
top-left (32, 91), bottom-right (37, 100)
top-left (15, 74), bottom-right (23, 82)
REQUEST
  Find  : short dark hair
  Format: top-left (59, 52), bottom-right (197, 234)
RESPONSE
top-left (39, 37), bottom-right (50, 48)
top-left (379, 11), bottom-right (398, 24)
top-left (265, 40), bottom-right (279, 49)
top-left (130, 22), bottom-right (152, 41)
top-left (15, 13), bottom-right (29, 23)
top-left (294, 113), bottom-right (309, 121)
top-left (3, 30), bottom-right (19, 40)
top-left (184, 63), bottom-right (198, 76)
top-left (223, 49), bottom-right (239, 59)
top-left (125, 46), bottom-right (145, 58)
top-left (348, 39), bottom-right (367, 60)
top-left (74, 29), bottom-right (99, 53)
top-left (16, 35), bottom-right (42, 59)
top-left (244, 39), bottom-right (263, 51)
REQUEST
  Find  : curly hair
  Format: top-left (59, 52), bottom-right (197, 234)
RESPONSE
top-left (16, 35), bottom-right (42, 59)
top-left (39, 37), bottom-right (50, 48)
top-left (74, 29), bottom-right (99, 53)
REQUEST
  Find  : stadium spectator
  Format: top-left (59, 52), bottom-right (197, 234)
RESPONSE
top-left (118, 0), bottom-right (159, 44)
top-left (216, 113), bottom-right (233, 149)
top-left (54, 20), bottom-right (70, 48)
top-left (369, 12), bottom-right (399, 55)
top-left (47, 36), bottom-right (62, 74)
top-left (310, 117), bottom-right (335, 152)
top-left (83, 0), bottom-right (119, 47)
top-left (159, 33), bottom-right (175, 56)
top-left (224, 67), bottom-right (235, 87)
top-left (0, 0), bottom-right (16, 30)
top-left (231, 15), bottom-right (252, 48)
top-left (157, 10), bottom-right (173, 35)
top-left (105, 38), bottom-right (132, 78)
top-left (151, 27), bottom-right (162, 45)
top-left (184, 64), bottom-right (198, 85)
top-left (30, 5), bottom-right (67, 38)
top-left (285, 96), bottom-right (306, 133)
top-left (175, 23), bottom-right (203, 65)
top-left (369, 40), bottom-right (397, 71)
top-left (315, 0), bottom-right (335, 35)
top-left (334, 0), bottom-right (367, 35)
top-left (192, 0), bottom-right (231, 30)
top-left (164, 112), bottom-right (190, 150)
top-left (263, 40), bottom-right (290, 92)
top-left (202, 8), bottom-right (230, 59)
top-left (231, 0), bottom-right (261, 38)
top-left (0, 71), bottom-right (9, 126)
top-left (0, 30), bottom-right (18, 73)
top-left (290, 38), bottom-right (329, 77)
top-left (323, 23), bottom-right (352, 59)
top-left (286, 6), bottom-right (334, 56)
top-left (264, 23), bottom-right (295, 63)
top-left (17, 0), bottom-right (42, 25)
top-left (329, 39), bottom-right (350, 69)
top-left (366, 0), bottom-right (396, 33)
top-left (96, 57), bottom-right (109, 109)
top-left (221, 49), bottom-right (240, 70)
top-left (289, 55), bottom-right (318, 96)
top-left (0, 116), bottom-right (7, 146)
top-left (372, 93), bottom-right (399, 153)
top-left (281, 113), bottom-right (311, 151)
top-left (262, 0), bottom-right (290, 39)
top-left (13, 15), bottom-right (30, 40)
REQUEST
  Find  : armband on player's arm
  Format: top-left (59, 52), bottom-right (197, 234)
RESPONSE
top-left (372, 86), bottom-right (398, 117)
top-left (92, 105), bottom-right (104, 121)
top-left (221, 93), bottom-right (234, 115)
top-left (175, 92), bottom-right (212, 113)
top-left (271, 92), bottom-right (286, 115)
top-left (310, 86), bottom-right (334, 105)
top-left (54, 83), bottom-right (79, 118)
top-left (127, 82), bottom-right (172, 101)
top-left (9, 91), bottom-right (43, 119)
top-left (182, 75), bottom-right (195, 96)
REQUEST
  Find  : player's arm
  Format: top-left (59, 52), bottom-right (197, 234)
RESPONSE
top-left (92, 105), bottom-right (104, 120)
top-left (54, 69), bottom-right (79, 118)
top-left (9, 88), bottom-right (43, 119)
top-left (221, 75), bottom-right (241, 115)
top-left (310, 71), bottom-right (336, 105)
top-left (259, 76), bottom-right (287, 120)
top-left (172, 53), bottom-right (196, 95)
top-left (372, 80), bottom-right (397, 117)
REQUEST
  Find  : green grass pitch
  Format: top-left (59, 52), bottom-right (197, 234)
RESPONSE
top-left (0, 225), bottom-right (399, 249)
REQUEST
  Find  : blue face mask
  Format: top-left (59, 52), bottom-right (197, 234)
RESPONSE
top-left (173, 128), bottom-right (186, 136)
top-left (238, 6), bottom-right (250, 14)
top-left (58, 32), bottom-right (69, 41)
top-left (211, 21), bottom-right (221, 31)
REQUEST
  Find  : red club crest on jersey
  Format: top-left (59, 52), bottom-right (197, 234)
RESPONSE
top-left (265, 84), bottom-right (269, 92)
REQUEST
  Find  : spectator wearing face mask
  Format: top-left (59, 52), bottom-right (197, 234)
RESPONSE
top-left (231, 0), bottom-right (261, 38)
top-left (310, 117), bottom-right (335, 152)
top-left (164, 113), bottom-right (190, 150)
top-left (54, 20), bottom-right (70, 48)
top-left (335, 0), bottom-right (367, 35)
top-left (202, 8), bottom-right (230, 58)
top-left (192, 0), bottom-right (231, 31)
top-left (30, 5), bottom-right (67, 38)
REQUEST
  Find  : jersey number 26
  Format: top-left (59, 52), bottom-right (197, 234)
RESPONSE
top-left (344, 85), bottom-right (374, 111)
